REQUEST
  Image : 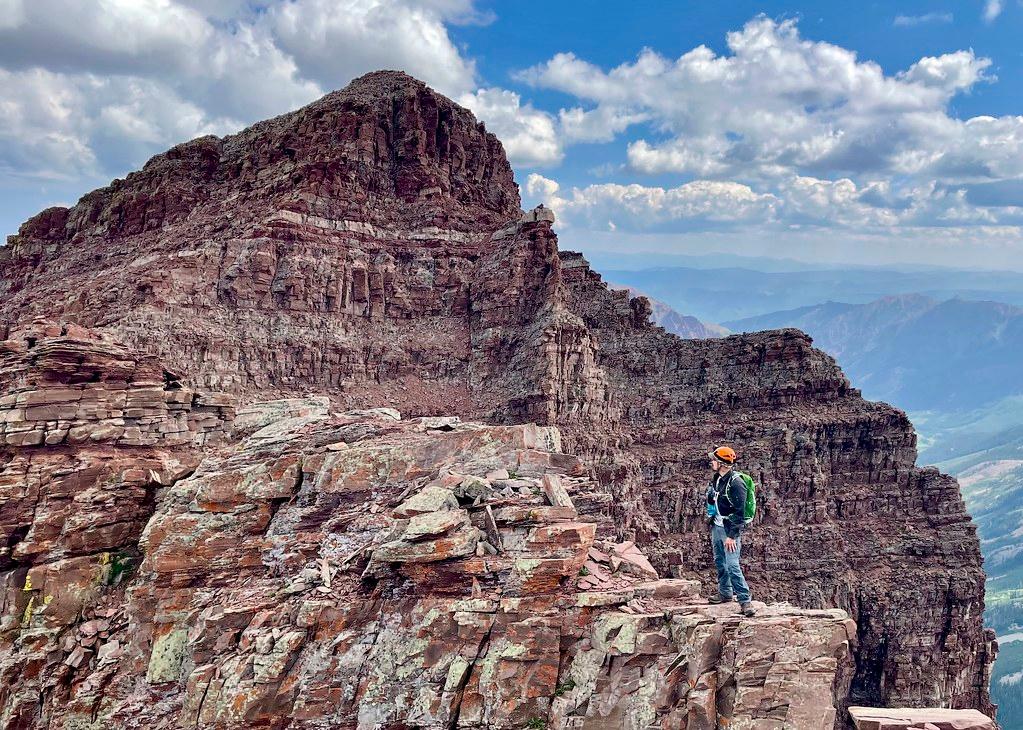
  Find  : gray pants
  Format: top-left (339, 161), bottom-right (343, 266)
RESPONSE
top-left (711, 523), bottom-right (751, 603)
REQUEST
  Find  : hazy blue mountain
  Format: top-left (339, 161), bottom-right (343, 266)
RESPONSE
top-left (610, 284), bottom-right (728, 339)
top-left (992, 639), bottom-right (1023, 727)
top-left (917, 398), bottom-right (1023, 467)
top-left (589, 251), bottom-right (861, 273)
top-left (602, 265), bottom-right (1023, 323)
top-left (724, 296), bottom-right (1023, 411)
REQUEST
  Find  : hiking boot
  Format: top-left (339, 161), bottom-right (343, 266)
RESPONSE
top-left (740, 602), bottom-right (757, 617)
top-left (707, 593), bottom-right (734, 604)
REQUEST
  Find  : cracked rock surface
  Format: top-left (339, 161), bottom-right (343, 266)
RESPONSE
top-left (1, 350), bottom-right (858, 727)
top-left (0, 70), bottom-right (997, 725)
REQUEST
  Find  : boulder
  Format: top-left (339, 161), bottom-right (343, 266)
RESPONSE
top-left (394, 485), bottom-right (459, 517)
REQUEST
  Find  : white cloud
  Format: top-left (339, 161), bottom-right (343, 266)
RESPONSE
top-left (627, 137), bottom-right (734, 177)
top-left (558, 106), bottom-right (649, 143)
top-left (517, 19), bottom-right (1023, 262)
top-left (526, 174), bottom-right (779, 230)
top-left (0, 68), bottom-right (239, 181)
top-left (0, 1), bottom-right (215, 77)
top-left (900, 51), bottom-right (992, 96)
top-left (460, 88), bottom-right (562, 167)
top-left (983, 0), bottom-right (1003, 22)
top-left (0, 0), bottom-right (25, 29)
top-left (267, 0), bottom-right (477, 98)
top-left (519, 17), bottom-right (999, 183)
top-left (0, 0), bottom-right (482, 180)
top-left (524, 172), bottom-right (1023, 235)
top-left (893, 12), bottom-right (953, 26)
top-left (526, 172), bottom-right (561, 200)
top-left (0, 68), bottom-right (97, 179)
top-left (0, 1), bottom-right (476, 102)
top-left (3, 7), bottom-right (1023, 268)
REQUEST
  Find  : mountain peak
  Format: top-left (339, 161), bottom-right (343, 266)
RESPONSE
top-left (335, 69), bottom-right (432, 97)
top-left (7, 70), bottom-right (520, 251)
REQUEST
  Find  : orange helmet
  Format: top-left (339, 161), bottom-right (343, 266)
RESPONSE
top-left (709, 446), bottom-right (737, 464)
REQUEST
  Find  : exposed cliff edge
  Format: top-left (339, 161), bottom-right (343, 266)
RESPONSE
top-left (1, 324), bottom-right (858, 729)
top-left (0, 71), bottom-right (996, 726)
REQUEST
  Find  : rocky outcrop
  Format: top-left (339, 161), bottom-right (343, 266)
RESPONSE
top-left (0, 350), bottom-right (858, 728)
top-left (0, 323), bottom-right (234, 727)
top-left (0, 70), bottom-right (519, 404)
top-left (555, 251), bottom-right (998, 714)
top-left (0, 320), bottom-right (232, 451)
top-left (0, 71), bottom-right (995, 723)
top-left (611, 284), bottom-right (726, 339)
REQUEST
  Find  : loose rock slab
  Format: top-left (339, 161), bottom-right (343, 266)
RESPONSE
top-left (849, 706), bottom-right (996, 730)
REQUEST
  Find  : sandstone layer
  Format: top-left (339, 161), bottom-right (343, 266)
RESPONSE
top-left (0, 71), bottom-right (996, 723)
top-left (0, 328), bottom-right (858, 728)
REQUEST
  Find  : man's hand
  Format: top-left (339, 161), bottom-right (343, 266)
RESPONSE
top-left (724, 537), bottom-right (737, 553)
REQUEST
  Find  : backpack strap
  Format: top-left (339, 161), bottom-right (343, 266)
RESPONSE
top-left (716, 471), bottom-right (740, 511)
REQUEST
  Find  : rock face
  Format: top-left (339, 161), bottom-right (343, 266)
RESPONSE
top-left (0, 323), bottom-right (234, 726)
top-left (555, 253), bottom-right (998, 713)
top-left (0, 71), bottom-right (995, 724)
top-left (0, 342), bottom-right (858, 728)
top-left (0, 70), bottom-right (519, 402)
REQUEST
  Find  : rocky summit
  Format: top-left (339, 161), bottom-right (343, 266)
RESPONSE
top-left (0, 71), bottom-right (998, 728)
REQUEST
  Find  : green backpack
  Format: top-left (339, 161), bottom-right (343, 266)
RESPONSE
top-left (736, 472), bottom-right (757, 524)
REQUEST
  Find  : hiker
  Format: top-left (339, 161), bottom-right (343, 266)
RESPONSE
top-left (705, 445), bottom-right (756, 617)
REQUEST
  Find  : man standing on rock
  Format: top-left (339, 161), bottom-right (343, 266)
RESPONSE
top-left (705, 446), bottom-right (756, 616)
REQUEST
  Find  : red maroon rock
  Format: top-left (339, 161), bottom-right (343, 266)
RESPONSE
top-left (0, 71), bottom-right (995, 726)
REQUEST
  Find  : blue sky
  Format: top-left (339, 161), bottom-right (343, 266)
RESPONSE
top-left (2, 0), bottom-right (1022, 269)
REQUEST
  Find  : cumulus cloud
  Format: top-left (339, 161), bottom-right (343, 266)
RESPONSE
top-left (0, 68), bottom-right (238, 181)
top-left (459, 88), bottom-right (562, 167)
top-left (267, 0), bottom-right (477, 98)
top-left (526, 173), bottom-right (779, 230)
top-left (0, 0), bottom-right (482, 180)
top-left (983, 0), bottom-right (1003, 22)
top-left (525, 172), bottom-right (1023, 235)
top-left (524, 172), bottom-right (562, 201)
top-left (3, 7), bottom-right (1022, 266)
top-left (519, 17), bottom-right (998, 183)
top-left (558, 106), bottom-right (649, 144)
top-left (513, 16), bottom-right (1023, 262)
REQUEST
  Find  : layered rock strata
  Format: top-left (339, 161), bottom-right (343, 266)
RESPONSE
top-left (1, 361), bottom-right (858, 728)
top-left (555, 251), bottom-right (998, 713)
top-left (0, 71), bottom-right (995, 719)
top-left (0, 323), bottom-right (234, 726)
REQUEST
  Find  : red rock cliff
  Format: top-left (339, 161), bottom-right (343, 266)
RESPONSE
top-left (0, 71), bottom-right (995, 723)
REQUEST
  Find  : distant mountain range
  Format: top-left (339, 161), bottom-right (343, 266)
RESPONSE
top-left (724, 295), bottom-right (1023, 412)
top-left (610, 284), bottom-right (728, 338)
top-left (602, 265), bottom-right (1023, 324)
